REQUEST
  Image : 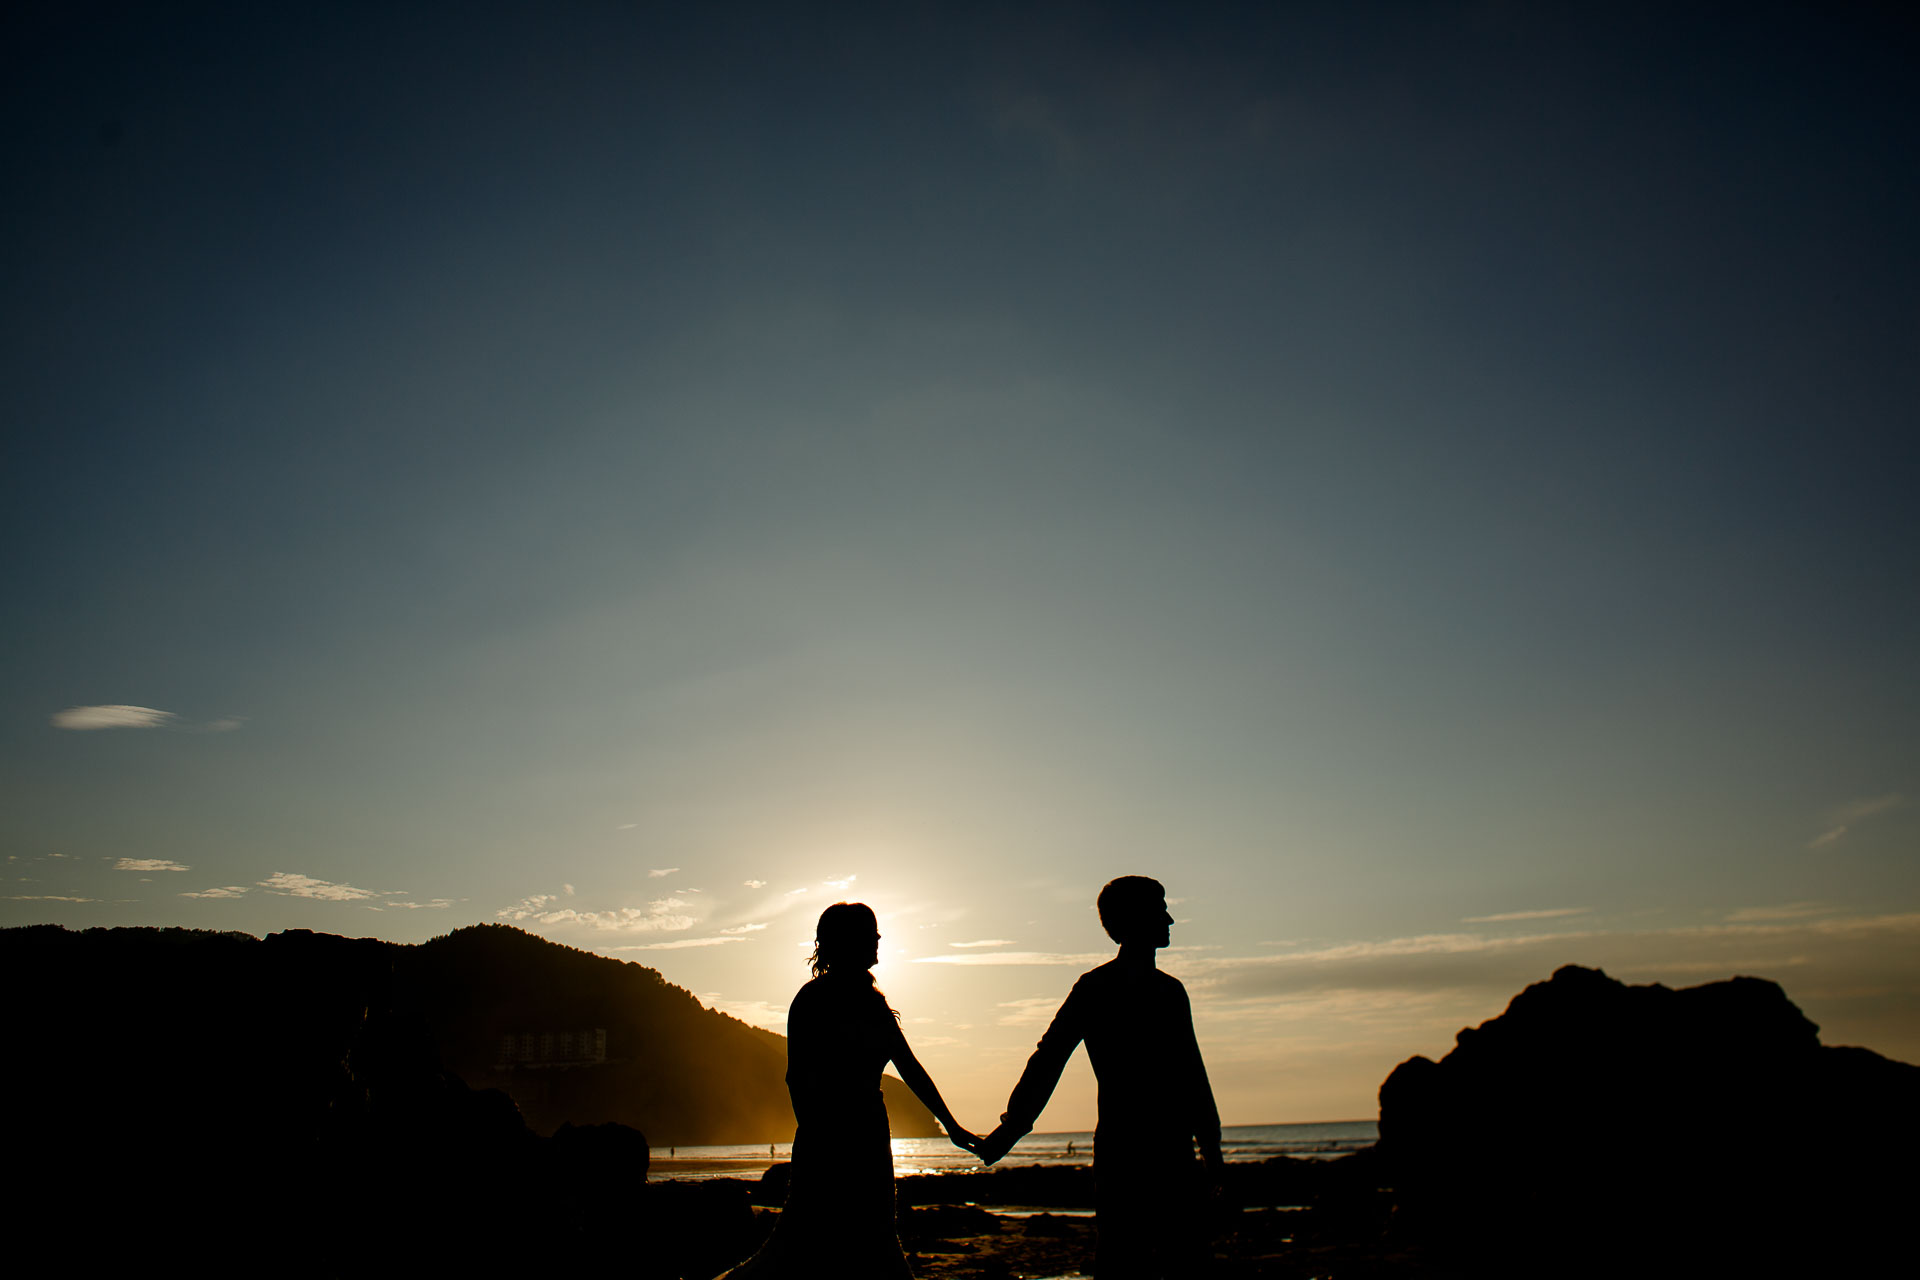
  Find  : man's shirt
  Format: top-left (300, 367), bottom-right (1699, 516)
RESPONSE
top-left (1001, 957), bottom-right (1221, 1155)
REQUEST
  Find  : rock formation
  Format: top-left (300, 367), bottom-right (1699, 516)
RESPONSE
top-left (1376, 964), bottom-right (1918, 1274)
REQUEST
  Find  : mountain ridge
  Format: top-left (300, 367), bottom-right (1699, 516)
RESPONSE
top-left (1, 919), bottom-right (941, 1145)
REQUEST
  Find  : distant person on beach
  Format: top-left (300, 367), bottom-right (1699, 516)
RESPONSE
top-left (723, 902), bottom-right (981, 1278)
top-left (976, 876), bottom-right (1222, 1278)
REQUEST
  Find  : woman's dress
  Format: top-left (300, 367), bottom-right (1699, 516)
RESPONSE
top-left (722, 973), bottom-right (913, 1279)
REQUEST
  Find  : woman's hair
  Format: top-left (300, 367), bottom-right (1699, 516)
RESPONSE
top-left (809, 901), bottom-right (879, 979)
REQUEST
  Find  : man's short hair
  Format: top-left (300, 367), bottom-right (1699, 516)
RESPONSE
top-left (1097, 875), bottom-right (1166, 943)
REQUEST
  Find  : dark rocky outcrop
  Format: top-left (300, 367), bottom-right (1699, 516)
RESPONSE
top-left (0, 922), bottom-right (935, 1275)
top-left (1376, 964), bottom-right (1920, 1275)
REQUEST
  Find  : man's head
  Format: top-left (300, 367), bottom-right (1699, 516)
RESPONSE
top-left (1097, 875), bottom-right (1172, 948)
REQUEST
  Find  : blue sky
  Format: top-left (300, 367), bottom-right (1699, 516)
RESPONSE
top-left (5, 2), bottom-right (1916, 1124)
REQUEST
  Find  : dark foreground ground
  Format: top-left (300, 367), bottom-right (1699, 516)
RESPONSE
top-left (894, 1201), bottom-right (1425, 1280)
top-left (658, 1156), bottom-right (1443, 1280)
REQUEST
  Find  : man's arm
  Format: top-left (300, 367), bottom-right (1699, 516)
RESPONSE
top-left (977, 979), bottom-right (1089, 1164)
top-left (1177, 980), bottom-right (1224, 1177)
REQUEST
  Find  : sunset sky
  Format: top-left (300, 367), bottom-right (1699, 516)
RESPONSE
top-left (5, 2), bottom-right (1916, 1128)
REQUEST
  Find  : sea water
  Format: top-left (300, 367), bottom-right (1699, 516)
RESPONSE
top-left (648, 1120), bottom-right (1376, 1181)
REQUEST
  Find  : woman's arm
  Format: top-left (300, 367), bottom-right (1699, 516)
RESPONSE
top-left (888, 1023), bottom-right (980, 1152)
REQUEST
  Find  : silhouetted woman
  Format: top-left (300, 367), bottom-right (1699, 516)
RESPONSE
top-left (723, 902), bottom-right (978, 1278)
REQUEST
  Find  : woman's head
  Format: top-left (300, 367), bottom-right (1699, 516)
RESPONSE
top-left (810, 901), bottom-right (881, 978)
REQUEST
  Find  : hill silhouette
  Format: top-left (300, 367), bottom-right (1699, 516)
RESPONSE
top-left (3, 921), bottom-right (938, 1146)
top-left (408, 922), bottom-right (940, 1142)
top-left (4, 920), bottom-right (940, 1277)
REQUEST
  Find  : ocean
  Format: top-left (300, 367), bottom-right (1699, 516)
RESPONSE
top-left (648, 1120), bottom-right (1377, 1181)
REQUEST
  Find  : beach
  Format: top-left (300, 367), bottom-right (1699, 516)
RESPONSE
top-left (645, 1125), bottom-right (1410, 1278)
top-left (647, 1121), bottom-right (1378, 1182)
top-left (646, 1147), bottom-right (1422, 1279)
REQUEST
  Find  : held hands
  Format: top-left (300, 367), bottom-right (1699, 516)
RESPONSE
top-left (942, 1119), bottom-right (1022, 1165)
top-left (973, 1123), bottom-right (1021, 1166)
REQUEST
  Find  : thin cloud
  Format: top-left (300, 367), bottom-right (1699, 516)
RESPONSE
top-left (181, 886), bottom-right (248, 899)
top-left (201, 717), bottom-right (245, 732)
top-left (700, 995), bottom-right (786, 1029)
top-left (1725, 902), bottom-right (1835, 923)
top-left (388, 899), bottom-right (457, 910)
top-left (996, 996), bottom-right (1062, 1026)
top-left (504, 896), bottom-right (698, 934)
top-left (915, 951), bottom-right (1111, 967)
top-left (258, 871), bottom-right (381, 902)
top-left (1460, 907), bottom-right (1589, 924)
top-left (115, 858), bottom-right (190, 873)
top-left (51, 704), bottom-right (175, 730)
top-left (610, 936), bottom-right (745, 950)
top-left (1837, 793), bottom-right (1906, 822)
top-left (720, 922), bottom-right (768, 934)
top-left (615, 823), bottom-right (637, 830)
top-left (1173, 912), bottom-right (1920, 1011)
top-left (1809, 793), bottom-right (1906, 849)
top-left (949, 939), bottom-right (1015, 949)
top-left (743, 880), bottom-right (767, 889)
top-left (648, 868), bottom-right (680, 878)
top-left (5, 894), bottom-right (97, 902)
top-left (822, 875), bottom-right (857, 890)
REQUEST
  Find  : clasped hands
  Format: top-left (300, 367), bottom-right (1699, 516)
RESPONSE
top-left (945, 1121), bottom-right (1021, 1165)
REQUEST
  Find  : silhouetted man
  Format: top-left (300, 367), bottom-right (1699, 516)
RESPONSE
top-left (978, 876), bottom-right (1222, 1278)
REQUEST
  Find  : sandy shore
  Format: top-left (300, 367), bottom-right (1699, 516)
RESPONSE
top-left (676, 1158), bottom-right (1452, 1278)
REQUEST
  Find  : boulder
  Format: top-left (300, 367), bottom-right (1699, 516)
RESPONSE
top-left (1376, 965), bottom-right (1919, 1274)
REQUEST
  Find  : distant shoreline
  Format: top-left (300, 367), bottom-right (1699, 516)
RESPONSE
top-left (648, 1119), bottom-right (1379, 1181)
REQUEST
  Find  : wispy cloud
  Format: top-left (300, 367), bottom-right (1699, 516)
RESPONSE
top-left (500, 894), bottom-right (697, 934)
top-left (996, 995), bottom-right (1062, 1026)
top-left (720, 922), bottom-right (768, 935)
top-left (610, 936), bottom-right (744, 950)
top-left (743, 880), bottom-right (767, 889)
top-left (1725, 902), bottom-right (1834, 923)
top-left (388, 899), bottom-right (457, 909)
top-left (1809, 793), bottom-right (1906, 849)
top-left (115, 858), bottom-right (190, 873)
top-left (615, 823), bottom-right (637, 830)
top-left (700, 995), bottom-right (786, 1029)
top-left (1460, 907), bottom-right (1588, 923)
top-left (1168, 912), bottom-right (1920, 1016)
top-left (1838, 793), bottom-right (1906, 822)
top-left (949, 938), bottom-right (1015, 948)
top-left (181, 886), bottom-right (248, 899)
top-left (258, 871), bottom-right (382, 902)
top-left (822, 875), bottom-right (857, 890)
top-left (201, 717), bottom-right (246, 732)
top-left (915, 950), bottom-right (1110, 967)
top-left (648, 867), bottom-right (680, 878)
top-left (4, 894), bottom-right (97, 902)
top-left (51, 704), bottom-right (175, 730)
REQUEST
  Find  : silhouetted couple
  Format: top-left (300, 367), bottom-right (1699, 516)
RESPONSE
top-left (723, 876), bottom-right (1220, 1279)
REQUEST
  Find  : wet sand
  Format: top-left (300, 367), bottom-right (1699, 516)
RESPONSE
top-left (683, 1158), bottom-right (1449, 1278)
